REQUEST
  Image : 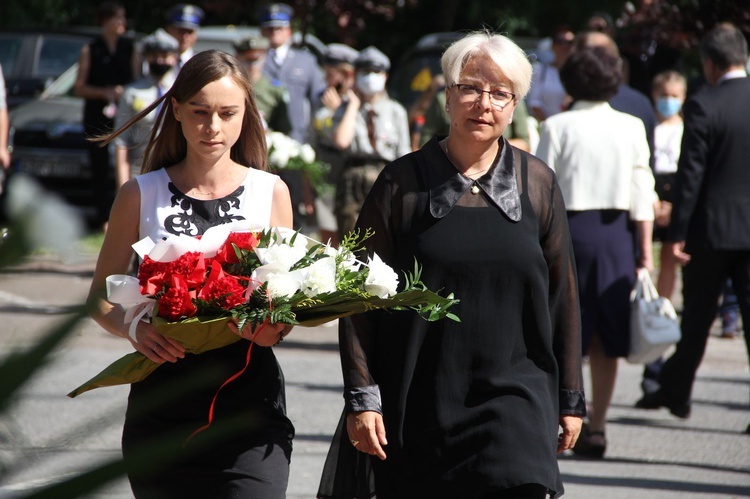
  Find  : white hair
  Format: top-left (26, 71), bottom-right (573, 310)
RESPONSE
top-left (441, 31), bottom-right (533, 99)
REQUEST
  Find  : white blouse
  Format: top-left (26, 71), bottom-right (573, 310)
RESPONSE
top-left (653, 121), bottom-right (683, 174)
top-left (536, 101), bottom-right (655, 221)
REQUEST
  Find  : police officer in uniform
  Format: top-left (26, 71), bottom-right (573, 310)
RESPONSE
top-left (163, 4), bottom-right (204, 72)
top-left (234, 34), bottom-right (292, 135)
top-left (317, 46), bottom-right (411, 237)
top-left (258, 3), bottom-right (325, 143)
top-left (258, 3), bottom-right (326, 229)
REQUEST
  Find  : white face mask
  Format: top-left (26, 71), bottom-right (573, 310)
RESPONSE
top-left (356, 72), bottom-right (387, 95)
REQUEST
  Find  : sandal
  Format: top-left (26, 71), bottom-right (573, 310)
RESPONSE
top-left (572, 423), bottom-right (606, 458)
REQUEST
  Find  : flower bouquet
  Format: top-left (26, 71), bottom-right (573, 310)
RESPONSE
top-left (266, 131), bottom-right (331, 194)
top-left (68, 223), bottom-right (459, 398)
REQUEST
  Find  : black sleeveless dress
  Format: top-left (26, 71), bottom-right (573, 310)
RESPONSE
top-left (122, 178), bottom-right (294, 499)
top-left (318, 137), bottom-right (585, 499)
top-left (83, 35), bottom-right (134, 225)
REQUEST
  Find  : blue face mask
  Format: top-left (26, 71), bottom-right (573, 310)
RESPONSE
top-left (655, 97), bottom-right (682, 118)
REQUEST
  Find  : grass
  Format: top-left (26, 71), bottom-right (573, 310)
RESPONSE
top-left (78, 231), bottom-right (105, 256)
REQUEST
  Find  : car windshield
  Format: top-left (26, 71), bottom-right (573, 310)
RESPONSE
top-left (37, 35), bottom-right (85, 79)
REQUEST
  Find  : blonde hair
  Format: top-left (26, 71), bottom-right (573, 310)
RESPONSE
top-left (651, 70), bottom-right (686, 93)
top-left (97, 50), bottom-right (268, 173)
top-left (441, 30), bottom-right (533, 99)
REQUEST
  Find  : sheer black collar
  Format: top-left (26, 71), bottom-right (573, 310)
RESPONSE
top-left (424, 136), bottom-right (521, 222)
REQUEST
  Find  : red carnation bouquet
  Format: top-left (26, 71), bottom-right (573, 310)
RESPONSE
top-left (69, 224), bottom-right (459, 397)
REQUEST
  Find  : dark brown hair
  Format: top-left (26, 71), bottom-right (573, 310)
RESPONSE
top-left (96, 1), bottom-right (124, 25)
top-left (560, 46), bottom-right (620, 101)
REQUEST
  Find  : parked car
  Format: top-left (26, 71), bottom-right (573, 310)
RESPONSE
top-left (8, 63), bottom-right (99, 219)
top-left (0, 28), bottom-right (99, 109)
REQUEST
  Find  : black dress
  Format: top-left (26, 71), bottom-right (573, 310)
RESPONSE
top-left (122, 178), bottom-right (294, 499)
top-left (318, 137), bottom-right (585, 499)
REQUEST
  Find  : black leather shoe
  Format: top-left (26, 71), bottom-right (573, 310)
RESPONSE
top-left (572, 424), bottom-right (606, 458)
top-left (635, 391), bottom-right (691, 419)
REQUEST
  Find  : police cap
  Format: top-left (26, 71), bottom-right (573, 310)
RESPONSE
top-left (258, 3), bottom-right (294, 28)
top-left (355, 46), bottom-right (390, 72)
top-left (233, 35), bottom-right (270, 53)
top-left (165, 4), bottom-right (205, 30)
top-left (141, 31), bottom-right (180, 54)
top-left (323, 43), bottom-right (359, 66)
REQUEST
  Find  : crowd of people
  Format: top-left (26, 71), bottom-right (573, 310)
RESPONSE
top-left (1, 1), bottom-right (744, 497)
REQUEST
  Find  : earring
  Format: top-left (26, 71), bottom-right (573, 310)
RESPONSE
top-left (446, 106), bottom-right (450, 112)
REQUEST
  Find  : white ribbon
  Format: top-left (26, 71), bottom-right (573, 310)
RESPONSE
top-left (106, 274), bottom-right (155, 342)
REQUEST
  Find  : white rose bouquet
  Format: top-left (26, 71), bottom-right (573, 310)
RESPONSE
top-left (266, 131), bottom-right (331, 194)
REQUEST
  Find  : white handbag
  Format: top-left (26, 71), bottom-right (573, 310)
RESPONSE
top-left (627, 268), bottom-right (681, 364)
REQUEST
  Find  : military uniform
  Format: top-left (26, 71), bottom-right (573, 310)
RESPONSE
top-left (234, 34), bottom-right (292, 135)
top-left (311, 43), bottom-right (360, 236)
top-left (254, 75), bottom-right (292, 135)
top-left (317, 46), bottom-right (411, 236)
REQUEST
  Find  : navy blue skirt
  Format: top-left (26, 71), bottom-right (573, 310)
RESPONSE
top-left (567, 210), bottom-right (636, 357)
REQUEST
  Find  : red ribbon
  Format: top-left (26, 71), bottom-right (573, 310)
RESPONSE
top-left (183, 272), bottom-right (274, 447)
top-left (182, 320), bottom-right (267, 447)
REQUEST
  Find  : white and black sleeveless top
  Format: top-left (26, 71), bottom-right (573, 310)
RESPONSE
top-left (136, 167), bottom-right (279, 241)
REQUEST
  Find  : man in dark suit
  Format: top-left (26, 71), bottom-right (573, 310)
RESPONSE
top-left (636, 24), bottom-right (750, 430)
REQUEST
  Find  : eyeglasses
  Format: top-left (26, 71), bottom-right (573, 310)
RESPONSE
top-left (452, 83), bottom-right (516, 109)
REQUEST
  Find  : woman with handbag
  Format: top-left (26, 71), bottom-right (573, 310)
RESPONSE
top-left (536, 46), bottom-right (656, 458)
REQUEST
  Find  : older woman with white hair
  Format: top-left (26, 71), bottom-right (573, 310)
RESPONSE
top-left (318, 31), bottom-right (584, 499)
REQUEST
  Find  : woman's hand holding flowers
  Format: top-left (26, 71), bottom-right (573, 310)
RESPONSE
top-left (129, 320), bottom-right (186, 363)
top-left (227, 319), bottom-right (293, 347)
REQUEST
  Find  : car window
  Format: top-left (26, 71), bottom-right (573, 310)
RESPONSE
top-left (0, 35), bottom-right (24, 75)
top-left (37, 36), bottom-right (87, 79)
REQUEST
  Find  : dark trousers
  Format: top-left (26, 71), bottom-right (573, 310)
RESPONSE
top-left (658, 249), bottom-right (750, 405)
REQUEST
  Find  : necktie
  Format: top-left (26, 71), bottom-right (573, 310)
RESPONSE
top-left (366, 108), bottom-right (377, 151)
top-left (269, 48), bottom-right (280, 65)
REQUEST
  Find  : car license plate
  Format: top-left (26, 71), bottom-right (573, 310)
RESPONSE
top-left (18, 158), bottom-right (88, 179)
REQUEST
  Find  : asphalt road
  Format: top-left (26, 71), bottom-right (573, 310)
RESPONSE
top-left (0, 253), bottom-right (748, 498)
